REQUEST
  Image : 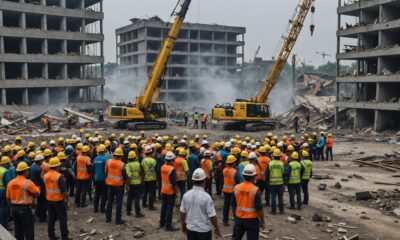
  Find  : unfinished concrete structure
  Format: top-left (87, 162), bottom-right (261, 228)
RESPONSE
top-left (0, 0), bottom-right (104, 107)
top-left (116, 17), bottom-right (245, 105)
top-left (336, 0), bottom-right (400, 131)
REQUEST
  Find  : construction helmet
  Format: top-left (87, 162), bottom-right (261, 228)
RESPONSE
top-left (154, 143), bottom-right (162, 149)
top-left (43, 149), bottom-right (53, 157)
top-left (88, 137), bottom-right (94, 142)
top-left (230, 147), bottom-right (241, 155)
top-left (3, 145), bottom-right (12, 153)
top-left (250, 140), bottom-right (256, 145)
top-left (165, 143), bottom-right (173, 151)
top-left (128, 151), bottom-right (137, 159)
top-left (328, 133), bottom-right (333, 137)
top-left (320, 131), bottom-right (325, 136)
top-left (235, 134), bottom-right (240, 140)
top-left (192, 168), bottom-right (206, 181)
top-left (140, 130), bottom-right (146, 135)
top-left (14, 146), bottom-right (22, 152)
top-left (241, 151), bottom-right (249, 158)
top-left (154, 133), bottom-right (159, 138)
top-left (130, 143), bottom-right (138, 149)
top-left (35, 150), bottom-right (43, 155)
top-left (79, 129), bottom-right (84, 133)
top-left (226, 155), bottom-right (237, 164)
top-left (291, 152), bottom-right (299, 159)
top-left (308, 139), bottom-right (314, 144)
top-left (57, 152), bottom-right (66, 160)
top-left (204, 150), bottom-right (212, 156)
top-left (182, 135), bottom-right (188, 140)
top-left (162, 136), bottom-right (169, 142)
top-left (245, 136), bottom-right (251, 142)
top-left (94, 131), bottom-right (100, 135)
top-left (273, 149), bottom-right (282, 157)
top-left (202, 135), bottom-right (208, 140)
top-left (273, 136), bottom-right (279, 141)
top-left (287, 145), bottom-right (295, 151)
top-left (270, 140), bottom-right (276, 146)
top-left (242, 164), bottom-right (256, 176)
top-left (225, 142), bottom-right (232, 148)
top-left (77, 143), bottom-right (83, 150)
top-left (290, 134), bottom-right (296, 140)
top-left (28, 152), bottom-right (36, 159)
top-left (85, 133), bottom-right (90, 138)
top-left (194, 134), bottom-right (200, 139)
top-left (119, 133), bottom-right (125, 139)
top-left (110, 133), bottom-right (116, 138)
top-left (214, 142), bottom-right (220, 149)
top-left (267, 132), bottom-right (273, 138)
top-left (270, 146), bottom-right (277, 153)
top-left (282, 136), bottom-right (288, 141)
top-left (57, 137), bottom-right (65, 142)
top-left (302, 150), bottom-right (310, 157)
top-left (312, 132), bottom-right (317, 137)
top-left (97, 144), bottom-right (106, 153)
top-left (248, 152), bottom-right (257, 160)
top-left (264, 144), bottom-right (271, 151)
top-left (48, 157), bottom-right (61, 168)
top-left (0, 156), bottom-right (11, 165)
top-left (16, 162), bottom-right (30, 172)
top-left (34, 155), bottom-right (44, 162)
top-left (304, 133), bottom-right (309, 138)
top-left (82, 146), bottom-right (91, 153)
top-left (165, 151), bottom-right (175, 160)
top-left (259, 147), bottom-right (267, 153)
top-left (144, 146), bottom-right (153, 153)
top-left (114, 148), bottom-right (124, 156)
top-left (104, 140), bottom-right (111, 147)
top-left (178, 148), bottom-right (187, 156)
top-left (189, 141), bottom-right (196, 147)
top-left (27, 142), bottom-right (35, 149)
top-left (15, 136), bottom-right (22, 141)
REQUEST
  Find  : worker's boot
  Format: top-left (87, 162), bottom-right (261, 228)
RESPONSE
top-left (165, 226), bottom-right (179, 231)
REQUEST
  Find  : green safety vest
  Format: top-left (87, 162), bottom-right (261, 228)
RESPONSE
top-left (269, 160), bottom-right (284, 186)
top-left (239, 161), bottom-right (249, 169)
top-left (0, 167), bottom-right (7, 190)
top-left (301, 159), bottom-right (312, 180)
top-left (142, 157), bottom-right (156, 182)
top-left (194, 114), bottom-right (199, 120)
top-left (288, 161), bottom-right (301, 184)
top-left (126, 161), bottom-right (141, 185)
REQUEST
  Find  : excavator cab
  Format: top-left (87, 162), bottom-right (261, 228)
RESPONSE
top-left (246, 103), bottom-right (270, 118)
top-left (151, 102), bottom-right (167, 118)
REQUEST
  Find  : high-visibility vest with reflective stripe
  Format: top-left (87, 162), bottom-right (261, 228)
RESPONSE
top-left (174, 157), bottom-right (187, 181)
top-left (301, 159), bottom-right (312, 180)
top-left (326, 138), bottom-right (333, 148)
top-left (223, 167), bottom-right (237, 193)
top-left (201, 159), bottom-right (213, 179)
top-left (161, 164), bottom-right (175, 195)
top-left (76, 155), bottom-right (91, 180)
top-left (0, 167), bottom-right (7, 190)
top-left (288, 161), bottom-right (301, 184)
top-left (126, 161), bottom-right (141, 185)
top-left (142, 157), bottom-right (156, 182)
top-left (255, 163), bottom-right (262, 180)
top-left (7, 176), bottom-right (34, 205)
top-left (105, 159), bottom-right (125, 186)
top-left (269, 160), bottom-right (284, 186)
top-left (234, 181), bottom-right (259, 219)
top-left (43, 170), bottom-right (64, 201)
top-left (258, 156), bottom-right (270, 181)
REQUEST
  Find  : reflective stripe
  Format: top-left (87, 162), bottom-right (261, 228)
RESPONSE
top-left (176, 171), bottom-right (185, 174)
top-left (78, 167), bottom-right (87, 171)
top-left (11, 180), bottom-right (32, 205)
top-left (162, 182), bottom-right (173, 187)
top-left (107, 175), bottom-right (123, 180)
top-left (237, 206), bottom-right (256, 212)
top-left (224, 185), bottom-right (235, 189)
top-left (46, 189), bottom-right (61, 193)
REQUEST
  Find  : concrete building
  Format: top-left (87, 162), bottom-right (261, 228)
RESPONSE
top-left (336, 0), bottom-right (400, 131)
top-left (0, 0), bottom-right (104, 107)
top-left (116, 17), bottom-right (245, 105)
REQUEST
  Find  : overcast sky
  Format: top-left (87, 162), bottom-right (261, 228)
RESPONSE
top-left (103, 0), bottom-right (338, 66)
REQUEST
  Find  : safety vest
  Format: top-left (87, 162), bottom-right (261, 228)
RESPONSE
top-left (7, 176), bottom-right (36, 205)
top-left (54, 145), bottom-right (64, 153)
top-left (326, 138), bottom-right (333, 148)
top-left (41, 161), bottom-right (50, 175)
top-left (105, 159), bottom-right (125, 187)
top-left (43, 170), bottom-right (64, 201)
top-left (234, 181), bottom-right (259, 219)
top-left (258, 156), bottom-right (270, 181)
top-left (76, 155), bottom-right (91, 180)
top-left (0, 167), bottom-right (7, 190)
top-left (223, 167), bottom-right (237, 193)
top-left (161, 164), bottom-right (175, 195)
top-left (174, 157), bottom-right (187, 181)
top-left (126, 161), bottom-right (141, 185)
top-left (201, 115), bottom-right (207, 122)
top-left (194, 114), bottom-right (199, 120)
top-left (142, 157), bottom-right (156, 182)
top-left (288, 161), bottom-right (301, 184)
top-left (239, 160), bottom-right (249, 169)
top-left (301, 160), bottom-right (312, 180)
top-left (269, 160), bottom-right (284, 186)
top-left (254, 164), bottom-right (262, 180)
top-left (201, 159), bottom-right (213, 179)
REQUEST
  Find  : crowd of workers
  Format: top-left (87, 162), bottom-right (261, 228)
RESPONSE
top-left (0, 130), bottom-right (333, 240)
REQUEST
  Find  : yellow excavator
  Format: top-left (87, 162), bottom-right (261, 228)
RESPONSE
top-left (212, 0), bottom-right (315, 131)
top-left (108, 0), bottom-right (192, 130)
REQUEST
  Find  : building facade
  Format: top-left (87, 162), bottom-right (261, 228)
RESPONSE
top-left (116, 17), bottom-right (245, 106)
top-left (0, 0), bottom-right (104, 107)
top-left (336, 0), bottom-right (400, 131)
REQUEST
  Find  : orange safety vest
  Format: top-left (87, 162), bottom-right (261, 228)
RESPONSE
top-left (258, 156), bottom-right (270, 181)
top-left (54, 145), bottom-right (64, 153)
top-left (6, 176), bottom-right (38, 205)
top-left (254, 164), bottom-right (262, 180)
top-left (234, 181), bottom-right (259, 219)
top-left (105, 159), bottom-right (125, 187)
top-left (174, 157), bottom-right (187, 181)
top-left (41, 161), bottom-right (50, 175)
top-left (43, 170), bottom-right (64, 201)
top-left (75, 149), bottom-right (81, 156)
top-left (280, 154), bottom-right (288, 165)
top-left (201, 115), bottom-right (207, 122)
top-left (161, 164), bottom-right (175, 195)
top-left (326, 137), bottom-right (334, 148)
top-left (201, 159), bottom-right (212, 179)
top-left (223, 167), bottom-right (237, 193)
top-left (76, 155), bottom-right (91, 180)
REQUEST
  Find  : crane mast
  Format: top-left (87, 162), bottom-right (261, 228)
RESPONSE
top-left (252, 0), bottom-right (315, 103)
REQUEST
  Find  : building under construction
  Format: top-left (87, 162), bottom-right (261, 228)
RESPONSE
top-left (336, 0), bottom-right (400, 131)
top-left (116, 17), bottom-right (245, 105)
top-left (0, 0), bottom-right (104, 107)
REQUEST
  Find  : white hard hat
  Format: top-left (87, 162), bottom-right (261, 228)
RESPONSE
top-left (204, 150), bottom-right (212, 156)
top-left (255, 142), bottom-right (261, 146)
top-left (247, 144), bottom-right (252, 148)
top-left (144, 145), bottom-right (153, 153)
top-left (192, 168), bottom-right (206, 181)
top-left (156, 137), bottom-right (162, 142)
top-left (199, 147), bottom-right (205, 154)
top-left (165, 151), bottom-right (176, 160)
top-left (93, 137), bottom-right (99, 143)
top-left (180, 139), bottom-right (187, 144)
top-left (242, 141), bottom-right (247, 146)
top-left (123, 140), bottom-right (129, 144)
top-left (49, 140), bottom-right (56, 145)
top-left (301, 143), bottom-right (309, 148)
top-left (229, 138), bottom-right (235, 143)
top-left (224, 142), bottom-right (232, 148)
top-left (71, 135), bottom-right (77, 139)
top-left (242, 164), bottom-right (256, 176)
top-left (251, 145), bottom-right (257, 149)
top-left (248, 152), bottom-right (257, 159)
top-left (201, 140), bottom-right (209, 145)
top-left (76, 137), bottom-right (82, 142)
top-left (277, 141), bottom-right (284, 147)
top-left (34, 155), bottom-right (44, 162)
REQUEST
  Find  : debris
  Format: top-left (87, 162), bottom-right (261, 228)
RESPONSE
top-left (89, 228), bottom-right (97, 235)
top-left (290, 214), bottom-right (302, 221)
top-left (333, 182), bottom-right (342, 189)
top-left (86, 217), bottom-right (95, 224)
top-left (259, 232), bottom-right (269, 239)
top-left (323, 217), bottom-right (332, 223)
top-left (325, 228), bottom-right (333, 233)
top-left (312, 213), bottom-right (323, 222)
top-left (373, 181), bottom-right (400, 186)
top-left (337, 228), bottom-right (347, 234)
top-left (134, 231), bottom-right (145, 238)
top-left (360, 215), bottom-right (370, 220)
top-left (341, 178), bottom-right (349, 182)
top-left (334, 163), bottom-right (341, 167)
top-left (313, 175), bottom-right (334, 180)
top-left (394, 208), bottom-right (400, 217)
top-left (353, 160), bottom-right (397, 172)
top-left (355, 191), bottom-right (372, 200)
top-left (287, 216), bottom-right (297, 223)
top-left (330, 223), bottom-right (358, 229)
top-left (318, 184), bottom-right (327, 191)
top-left (222, 234), bottom-right (233, 238)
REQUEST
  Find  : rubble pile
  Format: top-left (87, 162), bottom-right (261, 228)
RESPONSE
top-left (356, 189), bottom-right (400, 218)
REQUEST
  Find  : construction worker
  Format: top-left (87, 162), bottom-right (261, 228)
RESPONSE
top-left (200, 150), bottom-right (213, 196)
top-left (187, 141), bottom-right (199, 191)
top-left (105, 148), bottom-right (127, 224)
top-left (156, 145), bottom-right (167, 199)
top-left (193, 111), bottom-right (199, 129)
top-left (141, 146), bottom-right (157, 210)
top-left (300, 150), bottom-right (313, 205)
top-left (180, 168), bottom-right (221, 239)
top-left (200, 113), bottom-right (207, 129)
top-left (126, 151), bottom-right (144, 218)
top-left (266, 149), bottom-right (285, 214)
top-left (232, 164), bottom-right (265, 239)
top-left (183, 112), bottom-right (189, 126)
top-left (92, 144), bottom-right (111, 213)
top-left (175, 148), bottom-right (189, 201)
top-left (325, 133), bottom-right (334, 161)
top-left (0, 156), bottom-right (14, 228)
top-left (237, 151), bottom-right (249, 183)
top-left (285, 152), bottom-right (304, 210)
top-left (54, 137), bottom-right (65, 154)
top-left (160, 151), bottom-right (179, 231)
top-left (64, 146), bottom-right (76, 197)
top-left (65, 113), bottom-right (72, 129)
top-left (75, 145), bottom-right (92, 208)
top-left (43, 115), bottom-right (51, 132)
top-left (222, 155), bottom-right (237, 226)
top-left (213, 143), bottom-right (224, 197)
top-left (257, 146), bottom-right (270, 206)
top-left (6, 162), bottom-right (40, 240)
top-left (43, 157), bottom-right (70, 240)
top-left (316, 132), bottom-right (325, 161)
top-left (30, 154), bottom-right (47, 222)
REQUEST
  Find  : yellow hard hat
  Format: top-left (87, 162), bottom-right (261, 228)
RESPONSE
top-left (57, 137), bottom-right (65, 142)
top-left (304, 133), bottom-right (309, 138)
top-left (3, 145), bottom-right (12, 153)
top-left (178, 148), bottom-right (187, 156)
top-left (15, 136), bottom-right (22, 141)
top-left (128, 151), bottom-right (137, 159)
top-left (241, 150), bottom-right (249, 158)
top-left (245, 136), bottom-right (251, 142)
top-left (236, 140), bottom-right (242, 146)
top-left (312, 132), bottom-right (317, 137)
top-left (130, 143), bottom-right (138, 149)
top-left (290, 134), bottom-right (296, 140)
top-left (119, 133), bottom-right (125, 139)
top-left (82, 146), bottom-right (91, 153)
top-left (308, 139), bottom-right (314, 144)
top-left (110, 133), bottom-right (116, 138)
top-left (270, 146), bottom-right (277, 153)
top-left (70, 139), bottom-right (76, 144)
top-left (104, 140), bottom-right (111, 147)
top-left (35, 150), bottom-right (43, 155)
top-left (48, 157), bottom-right (61, 168)
top-left (77, 143), bottom-right (83, 150)
top-left (320, 131), bottom-right (325, 135)
top-left (291, 152), bottom-right (299, 159)
top-left (226, 155), bottom-right (237, 164)
top-left (230, 147), bottom-right (241, 155)
top-left (28, 152), bottom-right (36, 159)
top-left (155, 143), bottom-right (162, 149)
top-left (114, 148), bottom-right (124, 156)
top-left (202, 135), bottom-right (208, 140)
top-left (287, 145), bottom-right (295, 151)
top-left (85, 133), bottom-right (91, 138)
top-left (98, 144), bottom-right (106, 152)
top-left (162, 136), bottom-right (169, 142)
top-left (173, 136), bottom-right (178, 141)
top-left (40, 142), bottom-right (47, 148)
top-left (43, 149), bottom-right (53, 157)
top-left (16, 162), bottom-right (30, 172)
top-left (264, 138), bottom-right (270, 144)
top-left (88, 137), bottom-right (94, 142)
top-left (182, 135), bottom-right (188, 140)
top-left (273, 149), bottom-right (282, 157)
top-left (214, 142), bottom-right (220, 148)
top-left (264, 144), bottom-right (271, 151)
top-left (302, 150), bottom-right (309, 157)
top-left (165, 143), bottom-right (173, 151)
top-left (235, 134), bottom-right (240, 140)
top-left (250, 140), bottom-right (255, 145)
top-left (65, 139), bottom-right (70, 144)
top-left (259, 146), bottom-right (267, 153)
top-left (14, 146), bottom-right (22, 152)
top-left (140, 130), bottom-right (146, 134)
top-left (282, 136), bottom-right (288, 141)
top-left (57, 152), bottom-right (66, 160)
top-left (94, 131), bottom-right (100, 135)
top-left (137, 136), bottom-right (142, 141)
top-left (27, 142), bottom-right (35, 149)
top-left (80, 129), bottom-right (84, 133)
top-left (267, 132), bottom-right (273, 138)
top-left (273, 136), bottom-right (279, 141)
top-left (189, 141), bottom-right (196, 147)
top-left (154, 133), bottom-right (159, 138)
top-left (98, 135), bottom-right (103, 141)
top-left (195, 134), bottom-right (200, 139)
top-left (0, 156), bottom-right (11, 165)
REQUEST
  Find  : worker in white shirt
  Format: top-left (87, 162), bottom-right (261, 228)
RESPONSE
top-left (180, 168), bottom-right (221, 240)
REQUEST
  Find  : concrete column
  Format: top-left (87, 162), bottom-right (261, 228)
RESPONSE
top-left (63, 64), bottom-right (68, 79)
top-left (81, 19), bottom-right (86, 33)
top-left (80, 0), bottom-right (85, 10)
top-left (0, 10), bottom-right (3, 27)
top-left (22, 63), bottom-right (28, 80)
top-left (376, 82), bottom-right (381, 102)
top-left (81, 41), bottom-right (86, 55)
top-left (41, 15), bottom-right (47, 30)
top-left (42, 64), bottom-right (48, 79)
top-left (42, 39), bottom-right (48, 54)
top-left (65, 87), bottom-right (69, 104)
top-left (41, 0), bottom-right (46, 6)
top-left (0, 36), bottom-right (4, 54)
top-left (44, 88), bottom-right (49, 105)
top-left (22, 88), bottom-right (29, 105)
top-left (100, 85), bottom-right (104, 102)
top-left (0, 63), bottom-right (5, 80)
top-left (1, 89), bottom-right (6, 105)
top-left (374, 110), bottom-right (380, 132)
top-left (60, 0), bottom-right (66, 8)
top-left (20, 13), bottom-right (26, 29)
top-left (82, 87), bottom-right (87, 101)
top-left (20, 38), bottom-right (27, 54)
top-left (61, 40), bottom-right (67, 54)
top-left (61, 17), bottom-right (66, 31)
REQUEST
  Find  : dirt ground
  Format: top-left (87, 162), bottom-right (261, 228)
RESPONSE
top-left (4, 124), bottom-right (400, 240)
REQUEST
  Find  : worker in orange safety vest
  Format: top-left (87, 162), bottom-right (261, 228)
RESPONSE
top-left (74, 145), bottom-right (92, 208)
top-left (222, 155), bottom-right (238, 226)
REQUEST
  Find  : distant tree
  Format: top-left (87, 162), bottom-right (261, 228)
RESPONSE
top-left (104, 62), bottom-right (118, 76)
top-left (317, 61), bottom-right (336, 75)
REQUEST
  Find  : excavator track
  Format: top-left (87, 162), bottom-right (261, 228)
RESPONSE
top-left (222, 121), bottom-right (276, 132)
top-left (116, 120), bottom-right (167, 131)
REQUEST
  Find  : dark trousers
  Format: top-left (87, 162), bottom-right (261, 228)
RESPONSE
top-left (160, 193), bottom-right (176, 228)
top-left (223, 192), bottom-right (233, 223)
top-left (256, 180), bottom-right (270, 205)
top-left (106, 185), bottom-right (124, 222)
top-left (11, 205), bottom-right (35, 240)
top-left (68, 178), bottom-right (75, 197)
top-left (36, 188), bottom-right (47, 221)
top-left (193, 120), bottom-right (198, 129)
top-left (94, 181), bottom-right (108, 212)
top-left (215, 173), bottom-right (223, 196)
top-left (187, 229), bottom-right (212, 240)
top-left (47, 200), bottom-right (69, 239)
top-left (0, 194), bottom-right (9, 227)
top-left (232, 217), bottom-right (259, 240)
top-left (177, 180), bottom-right (186, 201)
top-left (142, 180), bottom-right (156, 208)
top-left (270, 184), bottom-right (284, 213)
top-left (317, 147), bottom-right (325, 161)
top-left (325, 147), bottom-right (333, 161)
top-left (201, 122), bottom-right (207, 129)
top-left (204, 178), bottom-right (212, 196)
top-left (301, 180), bottom-right (310, 204)
top-left (75, 179), bottom-right (89, 207)
top-left (127, 184), bottom-right (142, 215)
top-left (184, 118), bottom-right (188, 126)
top-left (288, 184), bottom-right (302, 210)
top-left (157, 173), bottom-right (162, 199)
top-left (187, 174), bottom-right (193, 190)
